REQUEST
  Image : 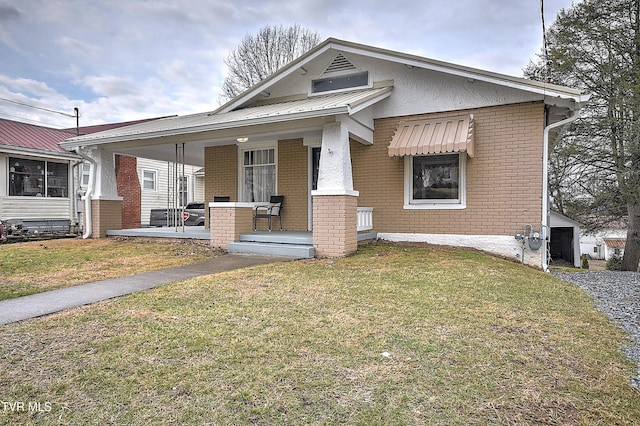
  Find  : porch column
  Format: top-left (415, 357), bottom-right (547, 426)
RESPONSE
top-left (209, 202), bottom-right (254, 249)
top-left (312, 121), bottom-right (359, 257)
top-left (85, 148), bottom-right (122, 238)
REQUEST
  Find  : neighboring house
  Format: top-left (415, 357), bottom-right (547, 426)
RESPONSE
top-left (0, 117), bottom-right (201, 234)
top-left (60, 38), bottom-right (588, 269)
top-left (0, 118), bottom-right (79, 232)
top-left (136, 157), bottom-right (204, 226)
top-left (581, 227), bottom-right (627, 260)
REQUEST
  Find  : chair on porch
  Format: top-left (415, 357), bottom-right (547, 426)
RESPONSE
top-left (253, 195), bottom-right (284, 231)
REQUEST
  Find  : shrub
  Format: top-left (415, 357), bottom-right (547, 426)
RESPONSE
top-left (581, 255), bottom-right (589, 270)
top-left (606, 253), bottom-right (622, 271)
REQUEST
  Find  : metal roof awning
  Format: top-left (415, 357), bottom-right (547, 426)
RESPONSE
top-left (388, 115), bottom-right (474, 157)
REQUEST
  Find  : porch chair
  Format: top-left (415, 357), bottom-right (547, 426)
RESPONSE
top-left (253, 195), bottom-right (284, 231)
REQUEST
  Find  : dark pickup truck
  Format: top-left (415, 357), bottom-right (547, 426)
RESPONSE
top-left (149, 202), bottom-right (205, 227)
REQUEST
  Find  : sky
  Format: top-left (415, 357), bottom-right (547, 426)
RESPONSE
top-left (0, 0), bottom-right (578, 129)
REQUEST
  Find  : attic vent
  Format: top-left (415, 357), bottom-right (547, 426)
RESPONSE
top-left (324, 53), bottom-right (357, 74)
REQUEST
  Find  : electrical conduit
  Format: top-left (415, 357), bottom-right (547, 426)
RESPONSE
top-left (74, 147), bottom-right (96, 239)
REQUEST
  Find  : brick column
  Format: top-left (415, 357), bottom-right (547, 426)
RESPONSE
top-left (312, 194), bottom-right (358, 257)
top-left (90, 199), bottom-right (122, 238)
top-left (209, 202), bottom-right (254, 249)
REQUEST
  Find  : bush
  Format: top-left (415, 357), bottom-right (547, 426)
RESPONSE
top-left (606, 253), bottom-right (622, 271)
top-left (581, 255), bottom-right (589, 270)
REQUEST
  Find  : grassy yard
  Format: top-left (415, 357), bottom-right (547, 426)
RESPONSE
top-left (0, 238), bottom-right (219, 301)
top-left (1, 242), bottom-right (639, 424)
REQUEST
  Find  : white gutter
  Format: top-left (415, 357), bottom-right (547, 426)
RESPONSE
top-left (541, 107), bottom-right (583, 271)
top-left (74, 147), bottom-right (95, 239)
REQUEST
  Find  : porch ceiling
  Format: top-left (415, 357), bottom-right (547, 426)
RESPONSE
top-left (60, 85), bottom-right (393, 165)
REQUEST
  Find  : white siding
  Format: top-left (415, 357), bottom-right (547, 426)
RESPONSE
top-left (137, 157), bottom-right (202, 226)
top-left (0, 196), bottom-right (72, 220)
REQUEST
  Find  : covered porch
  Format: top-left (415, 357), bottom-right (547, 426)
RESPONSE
top-left (61, 85), bottom-right (391, 258)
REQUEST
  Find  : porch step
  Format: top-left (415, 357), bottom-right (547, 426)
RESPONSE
top-left (240, 231), bottom-right (312, 245)
top-left (227, 241), bottom-right (315, 259)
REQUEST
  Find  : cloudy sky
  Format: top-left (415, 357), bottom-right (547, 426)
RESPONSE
top-left (0, 0), bottom-right (577, 129)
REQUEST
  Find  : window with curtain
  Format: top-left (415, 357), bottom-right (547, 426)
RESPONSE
top-left (242, 148), bottom-right (276, 202)
top-left (9, 157), bottom-right (68, 197)
top-left (404, 153), bottom-right (466, 209)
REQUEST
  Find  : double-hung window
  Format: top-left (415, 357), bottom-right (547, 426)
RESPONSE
top-left (404, 153), bottom-right (466, 209)
top-left (142, 169), bottom-right (157, 191)
top-left (241, 147), bottom-right (276, 202)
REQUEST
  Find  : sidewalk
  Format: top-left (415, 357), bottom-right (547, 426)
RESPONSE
top-left (0, 254), bottom-right (291, 326)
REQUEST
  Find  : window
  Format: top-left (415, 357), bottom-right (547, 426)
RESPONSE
top-left (242, 147), bottom-right (276, 202)
top-left (81, 163), bottom-right (91, 187)
top-left (8, 157), bottom-right (68, 197)
top-left (142, 170), bottom-right (156, 190)
top-left (178, 176), bottom-right (188, 207)
top-left (312, 71), bottom-right (369, 93)
top-left (404, 153), bottom-right (466, 209)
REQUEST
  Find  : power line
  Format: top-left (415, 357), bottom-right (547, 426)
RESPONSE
top-left (0, 111), bottom-right (67, 128)
top-left (0, 96), bottom-right (78, 118)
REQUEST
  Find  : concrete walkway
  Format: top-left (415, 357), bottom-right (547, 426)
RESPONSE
top-left (0, 254), bottom-right (291, 326)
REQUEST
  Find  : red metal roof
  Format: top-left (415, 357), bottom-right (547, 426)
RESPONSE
top-left (604, 239), bottom-right (626, 248)
top-left (0, 118), bottom-right (75, 153)
top-left (0, 116), bottom-right (172, 154)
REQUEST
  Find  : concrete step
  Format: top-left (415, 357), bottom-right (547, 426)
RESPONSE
top-left (239, 232), bottom-right (312, 245)
top-left (227, 241), bottom-right (315, 259)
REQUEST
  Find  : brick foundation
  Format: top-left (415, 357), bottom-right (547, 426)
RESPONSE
top-left (312, 194), bottom-right (358, 257)
top-left (90, 199), bottom-right (122, 238)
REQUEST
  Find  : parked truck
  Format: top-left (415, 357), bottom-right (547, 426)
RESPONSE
top-left (149, 202), bottom-right (206, 227)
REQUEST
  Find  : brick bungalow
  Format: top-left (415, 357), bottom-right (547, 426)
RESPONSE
top-left (60, 38), bottom-right (588, 269)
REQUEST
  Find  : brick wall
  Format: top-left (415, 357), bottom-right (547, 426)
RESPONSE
top-left (204, 145), bottom-right (238, 203)
top-left (115, 154), bottom-right (141, 229)
top-left (351, 102), bottom-right (545, 236)
top-left (313, 195), bottom-right (358, 257)
top-left (277, 139), bottom-right (308, 231)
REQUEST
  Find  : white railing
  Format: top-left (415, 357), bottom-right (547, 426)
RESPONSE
top-left (357, 207), bottom-right (374, 231)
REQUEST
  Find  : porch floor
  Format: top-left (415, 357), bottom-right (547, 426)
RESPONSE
top-left (106, 226), bottom-right (210, 240)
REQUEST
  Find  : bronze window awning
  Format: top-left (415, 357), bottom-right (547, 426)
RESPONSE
top-left (388, 115), bottom-right (474, 157)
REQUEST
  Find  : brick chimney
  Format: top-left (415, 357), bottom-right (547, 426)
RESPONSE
top-left (115, 154), bottom-right (141, 229)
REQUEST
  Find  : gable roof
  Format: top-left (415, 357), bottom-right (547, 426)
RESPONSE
top-left (217, 37), bottom-right (589, 114)
top-left (61, 37), bottom-right (589, 150)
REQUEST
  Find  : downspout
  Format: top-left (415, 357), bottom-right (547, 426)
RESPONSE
top-left (541, 104), bottom-right (584, 271)
top-left (74, 147), bottom-right (96, 239)
top-left (71, 160), bottom-right (82, 232)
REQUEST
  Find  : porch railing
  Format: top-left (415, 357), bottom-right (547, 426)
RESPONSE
top-left (357, 207), bottom-right (374, 231)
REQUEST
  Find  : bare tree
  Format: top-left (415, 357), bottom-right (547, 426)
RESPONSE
top-left (220, 24), bottom-right (321, 101)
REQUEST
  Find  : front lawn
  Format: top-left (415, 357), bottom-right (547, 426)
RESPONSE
top-left (0, 238), bottom-right (219, 301)
top-left (1, 243), bottom-right (638, 424)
